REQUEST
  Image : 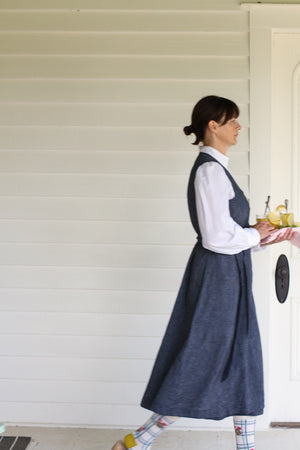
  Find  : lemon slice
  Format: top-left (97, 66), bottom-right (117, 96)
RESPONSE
top-left (286, 213), bottom-right (294, 226)
top-left (281, 212), bottom-right (294, 227)
top-left (276, 204), bottom-right (287, 213)
top-left (267, 211), bottom-right (281, 227)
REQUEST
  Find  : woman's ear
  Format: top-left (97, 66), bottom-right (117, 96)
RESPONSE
top-left (207, 120), bottom-right (218, 133)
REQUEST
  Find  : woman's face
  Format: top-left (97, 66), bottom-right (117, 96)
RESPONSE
top-left (215, 116), bottom-right (241, 148)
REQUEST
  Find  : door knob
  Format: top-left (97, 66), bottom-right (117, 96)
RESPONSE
top-left (275, 254), bottom-right (290, 303)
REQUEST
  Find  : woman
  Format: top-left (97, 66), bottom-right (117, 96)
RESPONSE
top-left (112, 96), bottom-right (294, 450)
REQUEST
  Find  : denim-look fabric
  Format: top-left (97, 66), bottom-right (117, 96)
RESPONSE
top-left (141, 152), bottom-right (264, 420)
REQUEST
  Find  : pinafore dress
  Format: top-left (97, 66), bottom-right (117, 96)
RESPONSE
top-left (140, 152), bottom-right (264, 420)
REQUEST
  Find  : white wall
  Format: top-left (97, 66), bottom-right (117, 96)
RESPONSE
top-left (0, 0), bottom-right (251, 428)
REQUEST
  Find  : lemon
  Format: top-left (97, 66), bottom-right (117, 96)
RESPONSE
top-left (267, 211), bottom-right (281, 227)
top-left (276, 204), bottom-right (287, 213)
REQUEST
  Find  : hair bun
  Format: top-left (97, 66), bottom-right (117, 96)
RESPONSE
top-left (183, 124), bottom-right (195, 136)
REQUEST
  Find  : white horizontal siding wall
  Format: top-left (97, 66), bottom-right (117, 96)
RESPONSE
top-left (0, 0), bottom-right (250, 429)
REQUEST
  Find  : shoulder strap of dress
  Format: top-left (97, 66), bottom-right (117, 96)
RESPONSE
top-left (196, 152), bottom-right (236, 185)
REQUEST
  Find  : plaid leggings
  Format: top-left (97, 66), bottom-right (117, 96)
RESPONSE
top-left (123, 414), bottom-right (256, 450)
top-left (233, 416), bottom-right (256, 450)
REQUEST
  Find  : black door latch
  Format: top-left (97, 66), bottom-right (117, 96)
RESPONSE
top-left (275, 254), bottom-right (290, 303)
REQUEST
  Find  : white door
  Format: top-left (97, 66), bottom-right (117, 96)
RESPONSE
top-left (268, 33), bottom-right (300, 422)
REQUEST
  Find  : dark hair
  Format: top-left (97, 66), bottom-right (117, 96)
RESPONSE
top-left (183, 95), bottom-right (240, 145)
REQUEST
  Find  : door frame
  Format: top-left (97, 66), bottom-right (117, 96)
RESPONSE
top-left (241, 3), bottom-right (300, 427)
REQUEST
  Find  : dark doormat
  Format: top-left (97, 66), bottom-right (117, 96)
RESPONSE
top-left (0, 437), bottom-right (31, 450)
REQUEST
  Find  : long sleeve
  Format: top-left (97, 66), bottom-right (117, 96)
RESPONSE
top-left (194, 162), bottom-right (260, 254)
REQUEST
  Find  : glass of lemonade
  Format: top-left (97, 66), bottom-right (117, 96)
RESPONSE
top-left (256, 214), bottom-right (268, 223)
top-left (281, 212), bottom-right (294, 227)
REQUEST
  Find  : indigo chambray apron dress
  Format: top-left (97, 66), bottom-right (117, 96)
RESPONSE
top-left (141, 152), bottom-right (264, 420)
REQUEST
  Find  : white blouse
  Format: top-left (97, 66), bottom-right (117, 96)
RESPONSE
top-left (194, 146), bottom-right (260, 255)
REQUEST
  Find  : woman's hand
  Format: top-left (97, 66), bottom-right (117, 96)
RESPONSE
top-left (251, 221), bottom-right (275, 240)
top-left (261, 227), bottom-right (296, 246)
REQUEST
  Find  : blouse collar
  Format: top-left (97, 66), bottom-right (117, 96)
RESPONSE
top-left (199, 145), bottom-right (229, 169)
